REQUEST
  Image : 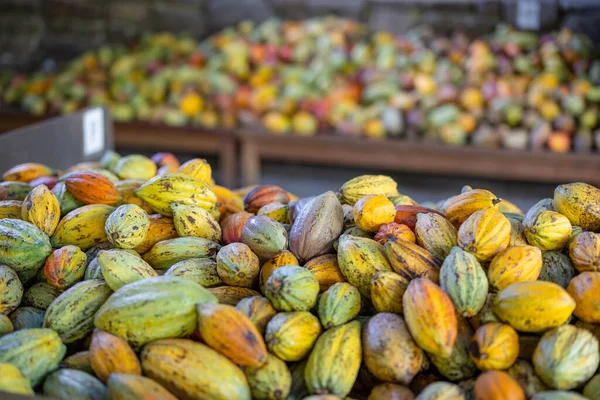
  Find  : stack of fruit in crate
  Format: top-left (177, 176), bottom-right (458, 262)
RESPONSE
top-left (0, 151), bottom-right (600, 399)
top-left (1, 17), bottom-right (600, 152)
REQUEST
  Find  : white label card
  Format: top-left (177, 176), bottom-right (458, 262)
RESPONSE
top-left (516, 0), bottom-right (541, 30)
top-left (83, 108), bottom-right (105, 156)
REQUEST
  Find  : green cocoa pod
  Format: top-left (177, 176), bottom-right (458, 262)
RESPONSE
top-left (52, 182), bottom-right (84, 217)
top-left (9, 307), bottom-right (45, 330)
top-left (416, 382), bottom-right (465, 400)
top-left (265, 265), bottom-right (319, 312)
top-left (241, 215), bottom-right (288, 259)
top-left (245, 353), bottom-right (291, 400)
top-left (0, 264), bottom-right (23, 315)
top-left (164, 258), bottom-right (223, 288)
top-left (538, 251), bottom-right (577, 288)
top-left (142, 236), bottom-right (220, 270)
top-left (318, 282), bottom-right (360, 329)
top-left (105, 204), bottom-right (150, 249)
top-left (98, 249), bottom-right (157, 291)
top-left (428, 316), bottom-right (477, 381)
top-left (286, 361), bottom-right (309, 400)
top-left (415, 213), bottom-right (458, 260)
top-left (43, 368), bottom-right (108, 400)
top-left (85, 257), bottom-right (104, 280)
top-left (0, 314), bottom-right (13, 336)
top-left (0, 181), bottom-right (31, 201)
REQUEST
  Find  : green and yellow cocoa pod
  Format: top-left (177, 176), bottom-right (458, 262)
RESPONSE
top-left (9, 307), bottom-right (45, 330)
top-left (318, 282), bottom-right (361, 329)
top-left (171, 203), bottom-right (221, 242)
top-left (0, 264), bottom-right (23, 315)
top-left (416, 382), bottom-right (465, 400)
top-left (241, 216), bottom-right (289, 259)
top-left (265, 311), bottom-right (321, 362)
top-left (0, 314), bottom-right (14, 336)
top-left (0, 362), bottom-right (34, 395)
top-left (1, 181), bottom-right (31, 201)
top-left (415, 213), bottom-right (458, 260)
top-left (236, 296), bottom-right (277, 335)
top-left (531, 391), bottom-right (588, 400)
top-left (305, 320), bottom-right (362, 398)
top-left (370, 271), bottom-right (408, 314)
top-left (337, 235), bottom-right (392, 298)
top-left (383, 239), bottom-right (441, 283)
top-left (0, 328), bottom-right (66, 386)
top-left (525, 211), bottom-right (572, 251)
top-left (245, 353), bottom-right (292, 400)
top-left (339, 175), bottom-right (398, 206)
top-left (458, 208), bottom-right (511, 263)
top-left (98, 249), bottom-right (157, 291)
top-left (216, 243), bottom-right (260, 287)
top-left (52, 182), bottom-right (84, 217)
top-left (94, 276), bottom-right (217, 348)
top-left (524, 198), bottom-right (555, 225)
top-left (428, 315), bottom-right (477, 381)
top-left (488, 245), bottom-right (542, 291)
top-left (554, 182), bottom-right (600, 231)
top-left (141, 338), bottom-right (251, 400)
top-left (0, 219), bottom-right (52, 283)
top-left (43, 245), bottom-right (87, 290)
top-left (115, 155), bottom-right (157, 181)
top-left (108, 373), bottom-right (177, 400)
top-left (43, 279), bottom-right (112, 343)
top-left (105, 204), bottom-right (150, 249)
top-left (51, 204), bottom-right (115, 251)
top-left (0, 200), bottom-right (22, 219)
top-left (164, 258), bottom-right (223, 288)
top-left (440, 247), bottom-right (488, 317)
top-left (43, 369), bottom-right (108, 400)
top-left (142, 236), bottom-right (220, 270)
top-left (539, 251), bottom-right (577, 288)
top-left (265, 265), bottom-right (319, 312)
top-left (21, 184), bottom-right (60, 236)
top-left (258, 202), bottom-right (290, 224)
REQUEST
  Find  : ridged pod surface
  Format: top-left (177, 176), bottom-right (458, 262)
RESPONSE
top-left (65, 171), bottom-right (121, 205)
top-left (374, 222), bottom-right (415, 245)
top-left (402, 278), bottom-right (457, 358)
top-left (318, 282), bottom-right (361, 329)
top-left (554, 183), bottom-right (600, 231)
top-left (105, 204), bottom-right (150, 249)
top-left (0, 362), bottom-right (34, 395)
top-left (95, 276), bottom-right (217, 348)
top-left (196, 303), bottom-right (267, 367)
top-left (1, 181), bottom-right (31, 201)
top-left (221, 211), bottom-right (254, 245)
top-left (304, 254), bottom-right (346, 292)
top-left (384, 239), bottom-right (441, 283)
top-left (427, 315), bottom-right (476, 382)
top-left (469, 322), bottom-right (519, 371)
top-left (487, 245), bottom-right (543, 291)
top-left (208, 286), bottom-right (261, 305)
top-left (0, 265), bottom-right (23, 315)
top-left (133, 214), bottom-right (177, 254)
top-left (141, 338), bottom-right (251, 400)
top-left (98, 249), bottom-right (157, 291)
top-left (305, 321), bottom-right (362, 398)
top-left (212, 185), bottom-right (244, 218)
top-left (353, 194), bottom-right (396, 233)
top-left (3, 163), bottom-right (53, 183)
top-left (567, 272), bottom-right (600, 323)
top-left (265, 265), bottom-right (319, 312)
top-left (259, 250), bottom-right (299, 293)
top-left (236, 296), bottom-right (277, 335)
top-left (539, 251), bottom-right (577, 288)
top-left (0, 200), bottom-right (23, 219)
top-left (440, 246), bottom-right (488, 317)
top-left (506, 214), bottom-right (529, 246)
top-left (290, 191), bottom-right (344, 263)
top-left (337, 235), bottom-right (392, 298)
top-left (171, 203), bottom-right (221, 242)
top-left (164, 258), bottom-right (223, 288)
top-left (134, 173), bottom-right (216, 216)
top-left (115, 180), bottom-right (154, 214)
top-left (142, 236), bottom-right (220, 270)
top-left (569, 231), bottom-right (600, 272)
top-left (108, 373), bottom-right (177, 400)
top-left (445, 189), bottom-right (501, 228)
top-left (258, 202), bottom-right (290, 224)
top-left (415, 213), bottom-right (458, 260)
top-left (178, 158), bottom-right (212, 184)
top-left (241, 216), bottom-right (288, 259)
top-left (363, 313), bottom-right (424, 384)
top-left (414, 382), bottom-right (465, 400)
top-left (245, 353), bottom-right (292, 400)
top-left (51, 204), bottom-right (115, 251)
top-left (370, 271), bottom-right (409, 314)
top-left (265, 311), bottom-right (322, 362)
top-left (244, 185), bottom-right (290, 214)
top-left (474, 370), bottom-right (525, 400)
top-left (43, 279), bottom-right (112, 343)
top-left (0, 328), bottom-right (66, 386)
top-left (533, 325), bottom-right (600, 390)
top-left (43, 245), bottom-right (87, 290)
top-left (114, 155), bottom-right (157, 181)
top-left (23, 282), bottom-right (60, 310)
top-left (493, 281), bottom-right (575, 332)
top-left (339, 175), bottom-right (398, 206)
top-left (525, 211), bottom-right (572, 251)
top-left (43, 368), bottom-right (108, 400)
top-left (0, 218), bottom-right (52, 282)
top-left (216, 243), bottom-right (260, 287)
top-left (458, 208), bottom-right (511, 262)
top-left (20, 184), bottom-right (60, 236)
top-left (52, 182), bottom-right (84, 217)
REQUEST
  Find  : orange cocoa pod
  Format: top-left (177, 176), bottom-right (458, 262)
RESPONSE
top-left (374, 222), bottom-right (415, 245)
top-left (221, 211), bottom-right (254, 245)
top-left (394, 205), bottom-right (444, 232)
top-left (43, 245), bottom-right (87, 290)
top-left (89, 329), bottom-right (142, 383)
top-left (133, 214), bottom-right (178, 254)
top-left (567, 271), bottom-right (600, 323)
top-left (65, 171), bottom-right (120, 205)
top-left (244, 185), bottom-right (290, 214)
top-left (304, 254), bottom-right (346, 292)
top-left (474, 370), bottom-right (525, 400)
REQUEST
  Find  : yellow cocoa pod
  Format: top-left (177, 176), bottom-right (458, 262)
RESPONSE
top-left (370, 271), bottom-right (409, 314)
top-left (388, 194), bottom-right (418, 207)
top-left (402, 278), bottom-right (457, 358)
top-left (2, 162), bottom-right (54, 183)
top-left (524, 211), bottom-right (572, 251)
top-left (21, 184), bottom-right (60, 236)
top-left (208, 286), bottom-right (261, 305)
top-left (244, 353), bottom-right (291, 400)
top-left (265, 311), bottom-right (321, 362)
top-left (469, 322), bottom-right (519, 371)
top-left (304, 254), bottom-right (346, 292)
top-left (339, 175), bottom-right (398, 206)
top-left (98, 249), bottom-right (157, 291)
top-left (567, 271), bottom-right (600, 323)
top-left (108, 373), bottom-right (177, 400)
top-left (133, 214), bottom-right (178, 254)
top-left (105, 204), bottom-right (151, 249)
top-left (51, 204), bottom-right (115, 251)
top-left (0, 362), bottom-right (34, 395)
top-left (178, 158), bottom-right (212, 185)
top-left (493, 281), bottom-right (575, 333)
top-left (135, 173), bottom-right (216, 216)
top-left (458, 208), bottom-right (511, 263)
top-left (258, 202), bottom-right (290, 224)
top-left (383, 239), bottom-right (441, 283)
top-left (487, 245), bottom-right (543, 291)
top-left (171, 203), bottom-right (221, 242)
top-left (0, 200), bottom-right (23, 219)
top-left (554, 182), bottom-right (600, 231)
top-left (353, 194), bottom-right (396, 232)
top-left (445, 188), bottom-right (501, 228)
top-left (569, 231), bottom-right (600, 272)
top-left (212, 185), bottom-right (244, 219)
top-left (114, 155), bottom-right (157, 181)
top-left (217, 243), bottom-right (259, 287)
top-left (115, 180), bottom-right (153, 214)
top-left (498, 199), bottom-right (523, 215)
top-left (415, 213), bottom-right (458, 260)
top-left (90, 329), bottom-right (141, 383)
top-left (305, 321), bottom-right (362, 398)
top-left (164, 258), bottom-right (223, 288)
top-left (141, 338), bottom-right (251, 400)
top-left (196, 303), bottom-right (267, 367)
top-left (259, 250), bottom-right (299, 294)
top-left (236, 296), bottom-right (277, 335)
